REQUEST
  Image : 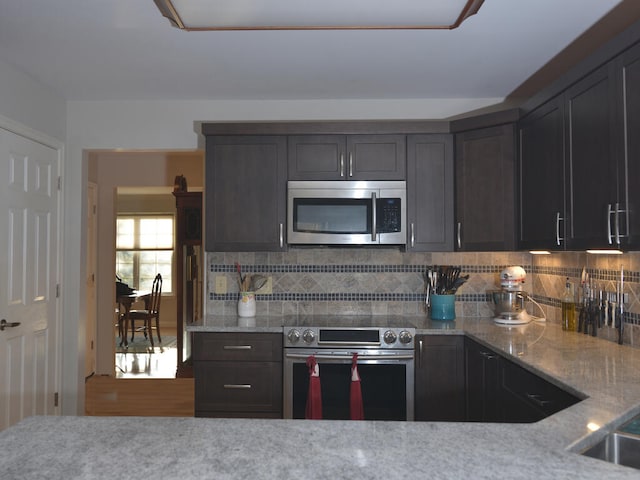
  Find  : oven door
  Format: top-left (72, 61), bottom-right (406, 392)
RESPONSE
top-left (284, 349), bottom-right (414, 421)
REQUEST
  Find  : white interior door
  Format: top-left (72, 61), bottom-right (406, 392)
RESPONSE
top-left (0, 128), bottom-right (60, 431)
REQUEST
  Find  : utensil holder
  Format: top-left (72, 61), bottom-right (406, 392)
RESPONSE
top-left (430, 294), bottom-right (456, 321)
top-left (238, 292), bottom-right (256, 317)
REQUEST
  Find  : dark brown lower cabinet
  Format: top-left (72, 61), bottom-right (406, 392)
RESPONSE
top-left (414, 335), bottom-right (465, 421)
top-left (465, 337), bottom-right (502, 422)
top-left (415, 336), bottom-right (580, 423)
top-left (193, 332), bottom-right (282, 418)
top-left (464, 337), bottom-right (580, 423)
top-left (499, 357), bottom-right (580, 422)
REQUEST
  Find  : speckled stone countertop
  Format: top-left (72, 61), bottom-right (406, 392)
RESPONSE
top-left (2, 315), bottom-right (640, 478)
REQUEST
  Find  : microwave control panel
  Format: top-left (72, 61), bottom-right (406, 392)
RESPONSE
top-left (376, 198), bottom-right (402, 233)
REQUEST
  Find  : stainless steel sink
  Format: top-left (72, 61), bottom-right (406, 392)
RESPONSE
top-left (582, 432), bottom-right (640, 469)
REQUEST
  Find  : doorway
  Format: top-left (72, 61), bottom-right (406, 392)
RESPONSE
top-left (86, 150), bottom-right (203, 378)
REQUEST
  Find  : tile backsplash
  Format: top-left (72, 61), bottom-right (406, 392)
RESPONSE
top-left (207, 249), bottom-right (640, 348)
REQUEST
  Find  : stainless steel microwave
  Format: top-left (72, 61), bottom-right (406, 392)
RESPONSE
top-left (287, 180), bottom-right (406, 246)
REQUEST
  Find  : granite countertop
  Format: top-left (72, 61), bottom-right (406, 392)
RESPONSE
top-left (2, 315), bottom-right (640, 478)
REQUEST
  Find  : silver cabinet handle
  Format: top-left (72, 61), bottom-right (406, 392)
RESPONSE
top-left (410, 223), bottom-right (415, 248)
top-left (223, 384), bottom-right (252, 389)
top-left (525, 393), bottom-right (551, 407)
top-left (615, 202), bottom-right (621, 245)
top-left (556, 212), bottom-right (564, 246)
top-left (0, 319), bottom-right (20, 331)
top-left (457, 222), bottom-right (462, 250)
top-left (223, 345), bottom-right (252, 350)
top-left (279, 223), bottom-right (284, 249)
top-left (371, 192), bottom-right (377, 241)
top-left (607, 204), bottom-right (613, 244)
top-left (340, 153), bottom-right (344, 177)
top-left (418, 339), bottom-right (423, 368)
top-left (349, 153), bottom-right (353, 177)
top-left (480, 351), bottom-right (497, 360)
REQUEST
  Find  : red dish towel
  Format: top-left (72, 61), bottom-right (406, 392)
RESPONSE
top-left (305, 355), bottom-right (322, 420)
top-left (350, 352), bottom-right (364, 420)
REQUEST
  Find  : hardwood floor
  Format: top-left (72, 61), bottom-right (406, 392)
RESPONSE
top-left (85, 375), bottom-right (194, 417)
top-left (85, 326), bottom-right (194, 417)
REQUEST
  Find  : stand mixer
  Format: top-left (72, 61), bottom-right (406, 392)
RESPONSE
top-left (489, 266), bottom-right (545, 325)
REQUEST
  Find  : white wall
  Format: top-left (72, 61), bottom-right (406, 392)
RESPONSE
top-left (0, 58), bottom-right (66, 141)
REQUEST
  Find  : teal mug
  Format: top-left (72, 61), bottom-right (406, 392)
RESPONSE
top-left (430, 294), bottom-right (456, 321)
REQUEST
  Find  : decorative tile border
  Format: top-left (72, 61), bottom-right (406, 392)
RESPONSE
top-left (210, 264), bottom-right (517, 274)
top-left (209, 292), bottom-right (490, 303)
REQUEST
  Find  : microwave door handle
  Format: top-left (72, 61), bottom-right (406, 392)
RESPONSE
top-left (371, 192), bottom-right (377, 242)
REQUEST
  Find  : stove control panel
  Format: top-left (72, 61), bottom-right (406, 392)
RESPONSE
top-left (283, 326), bottom-right (415, 349)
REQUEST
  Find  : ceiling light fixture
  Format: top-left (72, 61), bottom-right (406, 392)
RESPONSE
top-left (154, 0), bottom-right (484, 31)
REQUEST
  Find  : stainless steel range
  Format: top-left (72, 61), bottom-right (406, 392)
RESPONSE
top-left (283, 318), bottom-right (415, 421)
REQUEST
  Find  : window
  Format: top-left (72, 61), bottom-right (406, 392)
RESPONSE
top-left (116, 215), bottom-right (173, 293)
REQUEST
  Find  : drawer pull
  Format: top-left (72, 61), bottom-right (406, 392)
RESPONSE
top-left (223, 384), bottom-right (252, 389)
top-left (526, 393), bottom-right (552, 407)
top-left (223, 345), bottom-right (253, 350)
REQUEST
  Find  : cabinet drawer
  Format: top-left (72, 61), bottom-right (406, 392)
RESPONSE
top-left (193, 332), bottom-right (282, 362)
top-left (500, 360), bottom-right (579, 416)
top-left (194, 361), bottom-right (282, 414)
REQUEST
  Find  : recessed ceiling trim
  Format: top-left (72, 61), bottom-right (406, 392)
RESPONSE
top-left (153, 0), bottom-right (484, 31)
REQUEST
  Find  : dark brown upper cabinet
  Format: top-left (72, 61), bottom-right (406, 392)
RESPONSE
top-left (615, 41), bottom-right (640, 249)
top-left (520, 63), bottom-right (619, 252)
top-left (564, 62), bottom-right (618, 250)
top-left (287, 134), bottom-right (406, 181)
top-left (455, 124), bottom-right (516, 251)
top-left (519, 40), bottom-right (640, 251)
top-left (518, 97), bottom-right (567, 250)
top-left (406, 134), bottom-right (454, 251)
top-left (205, 135), bottom-right (287, 252)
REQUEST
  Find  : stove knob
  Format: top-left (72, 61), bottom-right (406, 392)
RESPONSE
top-left (383, 330), bottom-right (397, 345)
top-left (287, 329), bottom-right (300, 345)
top-left (398, 330), bottom-right (413, 345)
top-left (302, 329), bottom-right (315, 344)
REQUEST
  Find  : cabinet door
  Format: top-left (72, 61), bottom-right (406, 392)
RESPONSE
top-left (194, 361), bottom-right (283, 416)
top-left (455, 125), bottom-right (515, 251)
top-left (518, 97), bottom-right (566, 250)
top-left (347, 134), bottom-right (406, 180)
top-left (205, 136), bottom-right (287, 251)
top-left (193, 332), bottom-right (282, 362)
top-left (415, 335), bottom-right (465, 421)
top-left (565, 62), bottom-right (618, 250)
top-left (406, 134), bottom-right (454, 251)
top-left (499, 358), bottom-right (579, 422)
top-left (618, 42), bottom-right (640, 249)
top-left (288, 134), bottom-right (406, 180)
top-left (465, 338), bottom-right (501, 422)
top-left (288, 135), bottom-right (346, 180)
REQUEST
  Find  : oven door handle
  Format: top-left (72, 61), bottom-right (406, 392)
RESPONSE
top-left (285, 353), bottom-right (414, 360)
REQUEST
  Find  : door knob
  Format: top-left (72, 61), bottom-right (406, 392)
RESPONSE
top-left (0, 319), bottom-right (20, 331)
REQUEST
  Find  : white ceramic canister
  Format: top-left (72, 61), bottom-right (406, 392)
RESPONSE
top-left (238, 291), bottom-right (256, 317)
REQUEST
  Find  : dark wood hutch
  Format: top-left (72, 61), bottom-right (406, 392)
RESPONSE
top-left (173, 176), bottom-right (203, 378)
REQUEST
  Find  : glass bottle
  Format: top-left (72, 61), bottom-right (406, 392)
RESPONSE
top-left (561, 278), bottom-right (576, 331)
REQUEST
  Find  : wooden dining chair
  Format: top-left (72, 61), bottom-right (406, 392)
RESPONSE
top-left (129, 273), bottom-right (163, 347)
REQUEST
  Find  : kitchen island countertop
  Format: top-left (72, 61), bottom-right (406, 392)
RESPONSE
top-left (2, 315), bottom-right (640, 478)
